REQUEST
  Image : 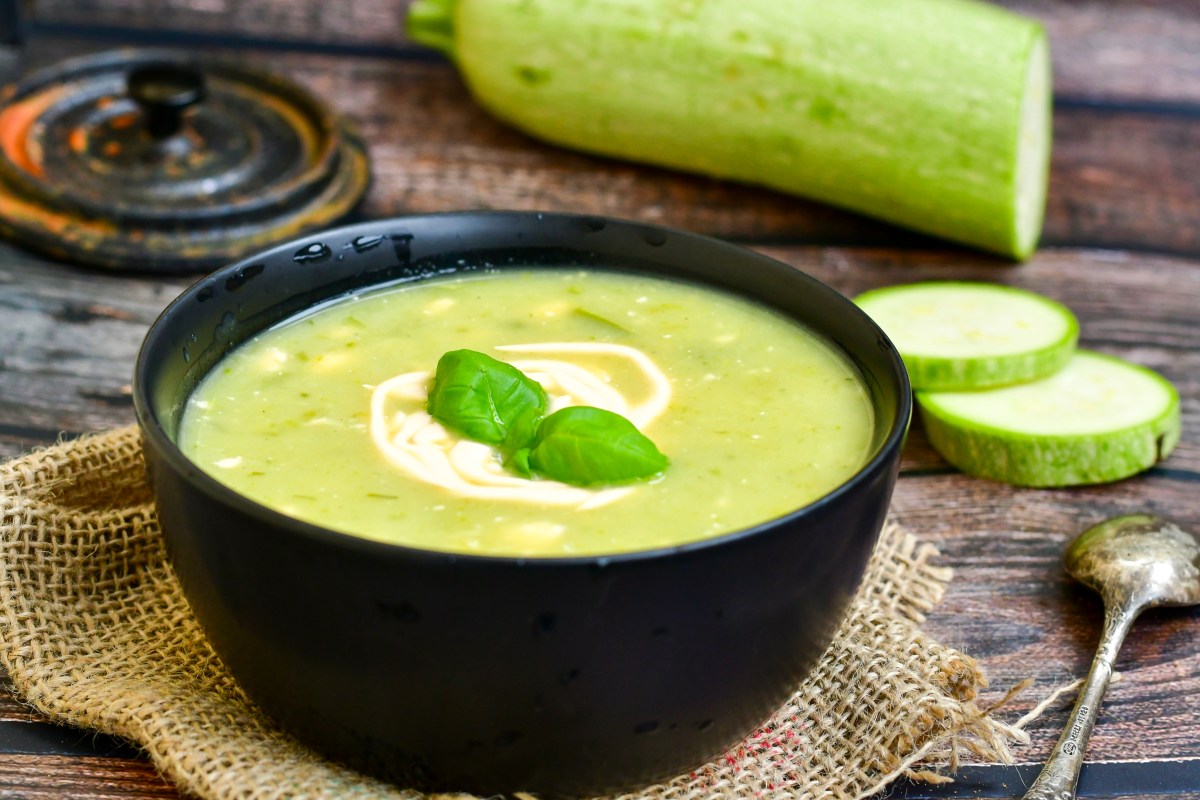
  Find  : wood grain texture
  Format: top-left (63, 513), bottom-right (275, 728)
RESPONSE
top-left (34, 0), bottom-right (412, 51)
top-left (891, 472), bottom-right (1200, 759)
top-left (11, 37), bottom-right (1200, 256)
top-left (31, 0), bottom-right (1200, 104)
top-left (0, 678), bottom-right (38, 723)
top-left (0, 754), bottom-right (175, 798)
top-left (0, 241), bottom-right (186, 458)
top-left (1, 243), bottom-right (1197, 775)
top-left (3, 241), bottom-right (1197, 770)
top-left (1, 6), bottom-right (1199, 798)
top-left (1001, 0), bottom-right (1200, 104)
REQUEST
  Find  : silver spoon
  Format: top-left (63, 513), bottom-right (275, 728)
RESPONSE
top-left (1022, 514), bottom-right (1200, 800)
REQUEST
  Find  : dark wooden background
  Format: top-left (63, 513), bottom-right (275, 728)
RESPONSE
top-left (1, 1), bottom-right (1198, 797)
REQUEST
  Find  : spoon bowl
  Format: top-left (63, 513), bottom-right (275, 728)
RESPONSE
top-left (1066, 513), bottom-right (1200, 609)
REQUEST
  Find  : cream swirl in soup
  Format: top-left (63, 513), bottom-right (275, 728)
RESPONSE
top-left (369, 342), bottom-right (670, 508)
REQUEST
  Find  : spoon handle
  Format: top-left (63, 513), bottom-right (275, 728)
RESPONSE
top-left (1022, 605), bottom-right (1137, 800)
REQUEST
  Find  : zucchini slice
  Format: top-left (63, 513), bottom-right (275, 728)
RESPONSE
top-left (918, 351), bottom-right (1181, 487)
top-left (856, 282), bottom-right (1078, 391)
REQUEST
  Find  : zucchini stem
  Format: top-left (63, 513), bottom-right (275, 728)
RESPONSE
top-left (407, 0), bottom-right (459, 60)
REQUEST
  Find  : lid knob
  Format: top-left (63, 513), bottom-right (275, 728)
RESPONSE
top-left (126, 63), bottom-right (207, 139)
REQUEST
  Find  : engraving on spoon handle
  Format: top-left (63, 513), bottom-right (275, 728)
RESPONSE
top-left (1021, 606), bottom-right (1137, 800)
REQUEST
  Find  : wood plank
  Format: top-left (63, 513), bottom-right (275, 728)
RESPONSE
top-left (0, 754), bottom-right (175, 798)
top-left (892, 761), bottom-right (1200, 798)
top-left (1000, 0), bottom-right (1200, 105)
top-left (10, 39), bottom-right (1200, 256)
top-left (1044, 107), bottom-right (1200, 255)
top-left (890, 472), bottom-right (1200, 760)
top-left (0, 678), bottom-right (39, 724)
top-left (0, 242), bottom-right (185, 459)
top-left (33, 0), bottom-right (413, 52)
top-left (30, 0), bottom-right (1200, 104)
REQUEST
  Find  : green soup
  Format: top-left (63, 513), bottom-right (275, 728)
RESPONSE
top-left (179, 269), bottom-right (874, 556)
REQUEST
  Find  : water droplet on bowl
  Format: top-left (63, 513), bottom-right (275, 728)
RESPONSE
top-left (294, 242), bottom-right (331, 263)
top-left (351, 234), bottom-right (384, 253)
top-left (642, 229), bottom-right (667, 247)
top-left (225, 263), bottom-right (265, 292)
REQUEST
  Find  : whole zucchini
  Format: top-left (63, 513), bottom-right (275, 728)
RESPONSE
top-left (409, 0), bottom-right (1051, 259)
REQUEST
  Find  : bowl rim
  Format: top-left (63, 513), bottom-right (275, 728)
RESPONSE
top-left (133, 211), bottom-right (911, 567)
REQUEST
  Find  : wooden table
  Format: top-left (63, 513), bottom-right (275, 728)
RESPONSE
top-left (1, 2), bottom-right (1198, 797)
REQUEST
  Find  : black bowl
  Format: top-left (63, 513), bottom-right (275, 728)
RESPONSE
top-left (133, 212), bottom-right (910, 796)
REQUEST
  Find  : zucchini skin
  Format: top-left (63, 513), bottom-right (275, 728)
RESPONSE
top-left (918, 351), bottom-right (1182, 487)
top-left (920, 401), bottom-right (1181, 487)
top-left (855, 282), bottom-right (1079, 390)
top-left (903, 340), bottom-right (1074, 392)
top-left (410, 0), bottom-right (1052, 259)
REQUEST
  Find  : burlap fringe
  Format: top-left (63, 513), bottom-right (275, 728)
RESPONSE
top-left (0, 428), bottom-right (1031, 800)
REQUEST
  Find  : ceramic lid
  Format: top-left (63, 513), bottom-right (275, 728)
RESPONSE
top-left (0, 48), bottom-right (370, 272)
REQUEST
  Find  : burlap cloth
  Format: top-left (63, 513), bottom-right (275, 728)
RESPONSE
top-left (0, 427), bottom-right (1028, 799)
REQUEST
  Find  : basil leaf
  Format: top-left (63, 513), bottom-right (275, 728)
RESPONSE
top-left (529, 406), bottom-right (668, 486)
top-left (427, 351), bottom-right (669, 487)
top-left (505, 446), bottom-right (534, 478)
top-left (427, 349), bottom-right (547, 449)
